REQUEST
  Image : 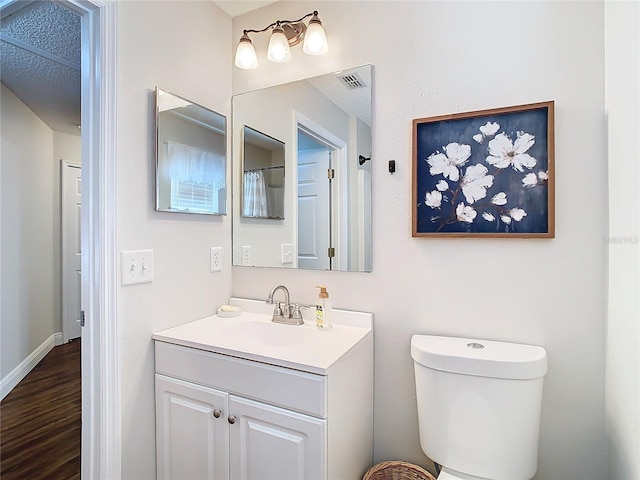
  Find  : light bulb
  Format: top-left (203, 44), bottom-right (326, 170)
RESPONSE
top-left (267, 25), bottom-right (291, 63)
top-left (303, 15), bottom-right (328, 55)
top-left (234, 34), bottom-right (258, 69)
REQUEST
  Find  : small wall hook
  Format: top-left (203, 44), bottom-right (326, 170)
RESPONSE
top-left (358, 155), bottom-right (371, 165)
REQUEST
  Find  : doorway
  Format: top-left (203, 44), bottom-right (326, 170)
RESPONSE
top-left (0, 0), bottom-right (117, 476)
top-left (297, 132), bottom-right (332, 270)
top-left (295, 112), bottom-right (348, 271)
top-left (63, 1), bottom-right (120, 477)
top-left (62, 161), bottom-right (82, 343)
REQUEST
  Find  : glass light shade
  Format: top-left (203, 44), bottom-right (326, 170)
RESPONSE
top-left (267, 26), bottom-right (291, 63)
top-left (235, 35), bottom-right (258, 69)
top-left (302, 18), bottom-right (328, 55)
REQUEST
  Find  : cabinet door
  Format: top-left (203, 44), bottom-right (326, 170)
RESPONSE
top-left (229, 395), bottom-right (327, 480)
top-left (156, 374), bottom-right (230, 480)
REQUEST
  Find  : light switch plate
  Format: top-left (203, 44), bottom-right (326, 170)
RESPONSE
top-left (241, 245), bottom-right (252, 266)
top-left (121, 249), bottom-right (154, 286)
top-left (210, 247), bottom-right (222, 272)
top-left (281, 243), bottom-right (293, 264)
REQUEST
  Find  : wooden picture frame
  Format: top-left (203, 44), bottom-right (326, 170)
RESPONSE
top-left (412, 101), bottom-right (555, 238)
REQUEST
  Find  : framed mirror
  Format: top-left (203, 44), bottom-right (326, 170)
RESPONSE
top-left (155, 87), bottom-right (227, 215)
top-left (232, 65), bottom-right (372, 271)
top-left (242, 126), bottom-right (285, 219)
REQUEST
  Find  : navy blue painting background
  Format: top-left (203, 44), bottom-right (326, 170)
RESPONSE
top-left (415, 106), bottom-right (550, 234)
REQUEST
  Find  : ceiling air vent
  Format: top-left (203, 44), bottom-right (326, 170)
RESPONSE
top-left (337, 72), bottom-right (367, 90)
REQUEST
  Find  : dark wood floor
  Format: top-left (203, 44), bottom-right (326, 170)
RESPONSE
top-left (0, 339), bottom-right (81, 480)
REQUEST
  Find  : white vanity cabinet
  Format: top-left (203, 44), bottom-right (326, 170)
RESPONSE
top-left (155, 369), bottom-right (325, 480)
top-left (155, 374), bottom-right (229, 479)
top-left (153, 300), bottom-right (373, 480)
top-left (228, 395), bottom-right (325, 479)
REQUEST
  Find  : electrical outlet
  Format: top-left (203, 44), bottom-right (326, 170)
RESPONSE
top-left (241, 245), bottom-right (252, 266)
top-left (121, 249), bottom-right (154, 286)
top-left (281, 243), bottom-right (294, 264)
top-left (210, 247), bottom-right (222, 272)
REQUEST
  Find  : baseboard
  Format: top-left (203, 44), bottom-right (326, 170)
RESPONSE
top-left (0, 332), bottom-right (62, 401)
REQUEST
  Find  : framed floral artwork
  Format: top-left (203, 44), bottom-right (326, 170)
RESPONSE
top-left (412, 101), bottom-right (555, 238)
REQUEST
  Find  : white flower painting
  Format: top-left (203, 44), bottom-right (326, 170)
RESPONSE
top-left (426, 142), bottom-right (471, 182)
top-left (461, 164), bottom-right (494, 204)
top-left (425, 190), bottom-right (442, 209)
top-left (486, 132), bottom-right (537, 172)
top-left (473, 121), bottom-right (500, 143)
top-left (456, 203), bottom-right (477, 223)
top-left (413, 102), bottom-right (554, 236)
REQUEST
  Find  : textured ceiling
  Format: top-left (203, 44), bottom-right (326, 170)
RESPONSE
top-left (0, 1), bottom-right (361, 139)
top-left (0, 1), bottom-right (81, 136)
top-left (0, 0), bottom-right (274, 137)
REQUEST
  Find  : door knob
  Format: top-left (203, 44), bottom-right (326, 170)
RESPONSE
top-left (228, 415), bottom-right (236, 425)
top-left (213, 409), bottom-right (221, 418)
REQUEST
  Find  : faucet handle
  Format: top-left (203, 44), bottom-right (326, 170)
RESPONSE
top-left (273, 302), bottom-right (284, 317)
top-left (291, 303), bottom-right (311, 320)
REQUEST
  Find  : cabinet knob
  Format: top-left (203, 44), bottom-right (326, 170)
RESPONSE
top-left (213, 409), bottom-right (221, 418)
top-left (227, 415), bottom-right (236, 425)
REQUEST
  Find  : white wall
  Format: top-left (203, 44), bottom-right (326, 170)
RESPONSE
top-left (231, 2), bottom-right (608, 479)
top-left (115, 2), bottom-right (232, 478)
top-left (0, 85), bottom-right (79, 378)
top-left (605, 2), bottom-right (640, 479)
top-left (352, 117), bottom-right (372, 271)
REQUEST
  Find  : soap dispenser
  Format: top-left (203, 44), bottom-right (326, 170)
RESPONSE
top-left (315, 286), bottom-right (332, 330)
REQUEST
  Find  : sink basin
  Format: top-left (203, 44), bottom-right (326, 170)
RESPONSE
top-left (152, 297), bottom-right (372, 374)
top-left (218, 319), bottom-right (317, 348)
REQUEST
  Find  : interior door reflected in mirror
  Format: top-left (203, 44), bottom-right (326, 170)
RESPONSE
top-left (232, 65), bottom-right (372, 272)
top-left (242, 126), bottom-right (285, 219)
top-left (155, 87), bottom-right (227, 215)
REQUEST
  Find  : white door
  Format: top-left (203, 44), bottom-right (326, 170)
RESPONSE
top-left (155, 374), bottom-right (230, 480)
top-left (297, 148), bottom-right (331, 270)
top-left (62, 161), bottom-right (82, 342)
top-left (229, 395), bottom-right (326, 480)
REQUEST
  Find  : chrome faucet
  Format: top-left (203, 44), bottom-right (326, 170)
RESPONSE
top-left (267, 284), bottom-right (290, 316)
top-left (266, 285), bottom-right (304, 325)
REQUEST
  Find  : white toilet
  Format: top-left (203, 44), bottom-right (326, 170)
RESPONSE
top-left (411, 335), bottom-right (548, 480)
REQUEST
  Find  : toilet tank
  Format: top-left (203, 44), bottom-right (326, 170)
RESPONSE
top-left (411, 335), bottom-right (548, 480)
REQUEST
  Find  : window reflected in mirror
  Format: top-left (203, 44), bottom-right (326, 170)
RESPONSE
top-left (155, 87), bottom-right (227, 215)
top-left (242, 126), bottom-right (285, 219)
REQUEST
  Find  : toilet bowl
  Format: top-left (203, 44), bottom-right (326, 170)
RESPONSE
top-left (435, 467), bottom-right (489, 480)
top-left (411, 335), bottom-right (548, 480)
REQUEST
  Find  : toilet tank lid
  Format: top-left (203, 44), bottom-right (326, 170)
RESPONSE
top-left (411, 335), bottom-right (548, 380)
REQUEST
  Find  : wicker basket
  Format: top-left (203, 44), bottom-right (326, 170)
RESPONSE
top-left (362, 461), bottom-right (437, 480)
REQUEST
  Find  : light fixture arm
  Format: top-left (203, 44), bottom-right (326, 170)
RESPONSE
top-left (242, 11), bottom-right (318, 36)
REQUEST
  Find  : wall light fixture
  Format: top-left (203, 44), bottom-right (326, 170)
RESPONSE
top-left (234, 11), bottom-right (328, 70)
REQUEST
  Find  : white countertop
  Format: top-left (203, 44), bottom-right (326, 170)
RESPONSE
top-left (152, 298), bottom-right (373, 375)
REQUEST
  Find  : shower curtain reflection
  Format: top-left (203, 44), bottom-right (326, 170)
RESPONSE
top-left (243, 170), bottom-right (268, 217)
